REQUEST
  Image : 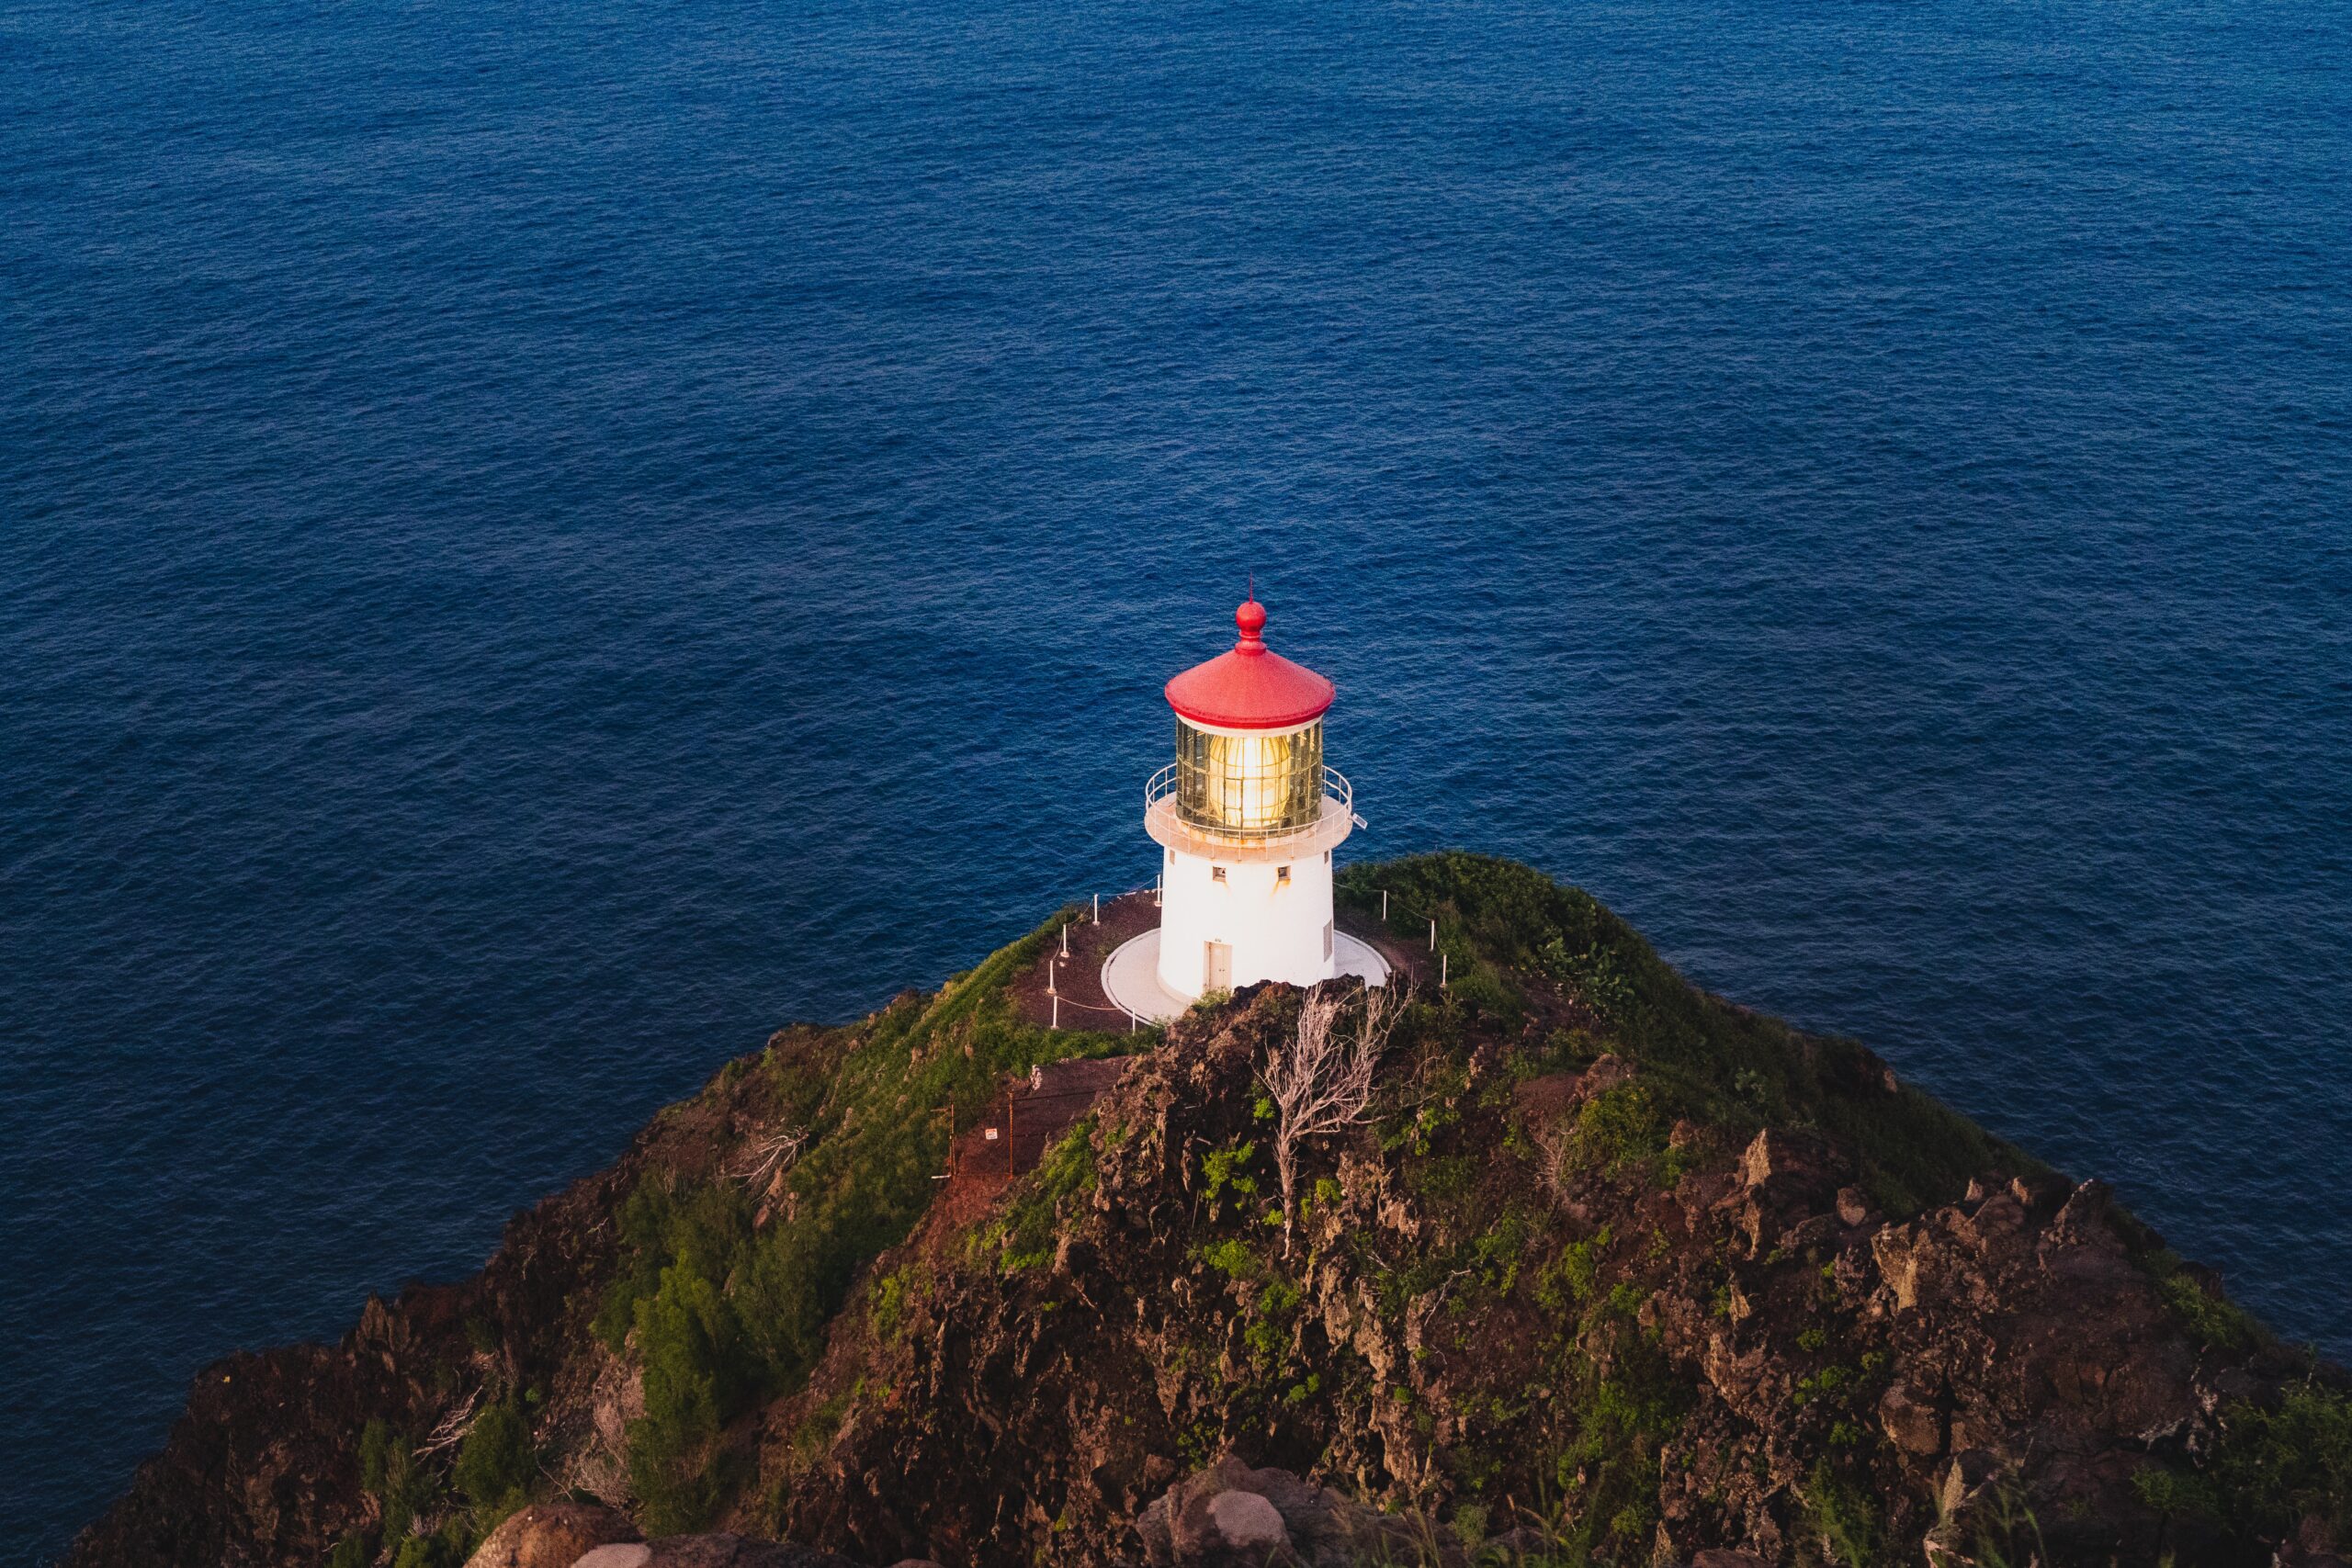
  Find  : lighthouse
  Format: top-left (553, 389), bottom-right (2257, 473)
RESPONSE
top-left (1102, 597), bottom-right (1388, 1021)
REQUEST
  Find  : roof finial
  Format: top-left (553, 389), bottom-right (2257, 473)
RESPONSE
top-left (1235, 592), bottom-right (1268, 651)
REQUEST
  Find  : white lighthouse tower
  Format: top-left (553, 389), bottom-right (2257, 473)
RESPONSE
top-left (1102, 596), bottom-right (1387, 1021)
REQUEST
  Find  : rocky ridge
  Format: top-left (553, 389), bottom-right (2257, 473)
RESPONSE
top-left (64, 855), bottom-right (2351, 1568)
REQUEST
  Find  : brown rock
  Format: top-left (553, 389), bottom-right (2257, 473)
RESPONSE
top-left (1568, 1053), bottom-right (1637, 1106)
top-left (1138, 1459), bottom-right (1459, 1567)
top-left (575, 1550), bottom-right (652, 1568)
top-left (463, 1503), bottom-right (639, 1568)
top-left (1878, 1381), bottom-right (1943, 1456)
top-left (1206, 1491), bottom-right (1287, 1551)
top-left (1871, 1224), bottom-right (1925, 1310)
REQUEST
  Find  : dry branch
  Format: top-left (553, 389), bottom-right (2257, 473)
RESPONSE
top-left (1259, 981), bottom-right (1407, 1256)
top-left (729, 1124), bottom-right (810, 1188)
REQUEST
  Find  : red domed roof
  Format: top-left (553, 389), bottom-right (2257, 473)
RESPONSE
top-left (1164, 599), bottom-right (1335, 730)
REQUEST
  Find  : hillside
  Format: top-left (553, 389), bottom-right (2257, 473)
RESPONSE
top-left (65, 855), bottom-right (2351, 1568)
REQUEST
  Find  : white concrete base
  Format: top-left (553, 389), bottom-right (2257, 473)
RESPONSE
top-left (1102, 928), bottom-right (1390, 1024)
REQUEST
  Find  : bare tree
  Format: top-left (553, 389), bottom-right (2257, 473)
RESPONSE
top-left (729, 1124), bottom-right (809, 1189)
top-left (1259, 981), bottom-right (1407, 1256)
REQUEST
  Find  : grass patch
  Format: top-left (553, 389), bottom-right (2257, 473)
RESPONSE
top-left (1340, 853), bottom-right (2031, 1213)
top-left (585, 910), bottom-right (1135, 1527)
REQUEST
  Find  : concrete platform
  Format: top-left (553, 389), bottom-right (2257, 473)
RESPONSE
top-left (1101, 927), bottom-right (1391, 1024)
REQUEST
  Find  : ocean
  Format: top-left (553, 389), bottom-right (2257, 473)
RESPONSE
top-left (3, 0), bottom-right (2346, 1553)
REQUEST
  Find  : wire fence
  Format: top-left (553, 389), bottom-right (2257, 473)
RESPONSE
top-left (1030, 871), bottom-right (1462, 1040)
top-left (1041, 878), bottom-right (1164, 1032)
top-left (1343, 882), bottom-right (1457, 989)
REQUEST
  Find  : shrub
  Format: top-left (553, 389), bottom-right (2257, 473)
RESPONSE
top-left (1343, 852), bottom-right (2020, 1215)
top-left (2207, 1382), bottom-right (2352, 1543)
top-left (589, 911), bottom-right (1137, 1523)
top-left (1801, 1458), bottom-right (1882, 1566)
top-left (452, 1400), bottom-right (534, 1515)
top-left (357, 1419), bottom-right (433, 1543)
top-left (386, 1520), bottom-right (472, 1568)
top-left (2146, 1251), bottom-right (2263, 1352)
top-left (1568, 1084), bottom-right (1668, 1177)
top-left (627, 1261), bottom-right (750, 1532)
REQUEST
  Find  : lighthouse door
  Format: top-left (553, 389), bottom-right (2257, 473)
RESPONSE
top-left (1204, 941), bottom-right (1232, 995)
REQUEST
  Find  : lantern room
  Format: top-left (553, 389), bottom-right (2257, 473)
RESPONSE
top-left (1102, 596), bottom-right (1388, 1020)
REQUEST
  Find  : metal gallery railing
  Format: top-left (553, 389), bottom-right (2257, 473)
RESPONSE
top-left (1142, 761), bottom-right (1353, 843)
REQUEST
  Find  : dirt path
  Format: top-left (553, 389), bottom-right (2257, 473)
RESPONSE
top-left (921, 1053), bottom-right (1141, 1233)
top-left (1008, 892), bottom-right (1161, 1032)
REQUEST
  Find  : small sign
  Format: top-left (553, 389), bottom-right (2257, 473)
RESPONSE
top-left (983, 1127), bottom-right (1000, 1142)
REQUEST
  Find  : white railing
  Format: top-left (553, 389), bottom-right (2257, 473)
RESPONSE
top-left (1144, 762), bottom-right (1351, 841)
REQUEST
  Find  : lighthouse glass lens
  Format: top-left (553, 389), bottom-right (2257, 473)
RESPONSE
top-left (1175, 721), bottom-right (1322, 836)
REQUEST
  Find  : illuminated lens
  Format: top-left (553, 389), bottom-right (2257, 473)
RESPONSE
top-left (1175, 721), bottom-right (1322, 835)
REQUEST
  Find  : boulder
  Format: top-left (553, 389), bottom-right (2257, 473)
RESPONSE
top-left (574, 1550), bottom-right (653, 1568)
top-left (1206, 1491), bottom-right (1287, 1551)
top-left (463, 1504), bottom-right (639, 1568)
top-left (1138, 1458), bottom-right (1462, 1567)
top-left (1877, 1381), bottom-right (1943, 1456)
top-left (1738, 1130), bottom-right (1838, 1202)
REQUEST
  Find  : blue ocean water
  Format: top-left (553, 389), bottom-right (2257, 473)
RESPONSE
top-left (4, 0), bottom-right (2348, 1552)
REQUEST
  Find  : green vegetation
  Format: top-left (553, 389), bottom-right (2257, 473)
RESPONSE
top-left (1199, 1139), bottom-right (1261, 1221)
top-left (2145, 1249), bottom-right (2267, 1353)
top-left (866, 1259), bottom-right (929, 1344)
top-left (2133, 1381), bottom-right (2352, 1546)
top-left (450, 1400), bottom-right (533, 1518)
top-left (588, 911), bottom-right (1136, 1526)
top-left (354, 855), bottom-right (2335, 1565)
top-left (1340, 852), bottom-right (2033, 1215)
top-left (1542, 1278), bottom-right (1686, 1563)
top-left (976, 1121), bottom-right (1098, 1273)
top-left (356, 1418), bottom-right (435, 1547)
top-left (1800, 1457), bottom-right (1883, 1566)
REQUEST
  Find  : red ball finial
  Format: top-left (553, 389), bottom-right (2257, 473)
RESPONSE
top-left (1234, 597), bottom-right (1268, 650)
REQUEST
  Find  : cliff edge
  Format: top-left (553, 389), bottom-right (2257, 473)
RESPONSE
top-left (65, 855), bottom-right (2352, 1568)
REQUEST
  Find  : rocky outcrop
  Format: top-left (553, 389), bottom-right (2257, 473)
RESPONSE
top-left (62, 858), bottom-right (2349, 1568)
top-left (769, 982), bottom-right (2332, 1568)
top-left (67, 1025), bottom-right (857, 1568)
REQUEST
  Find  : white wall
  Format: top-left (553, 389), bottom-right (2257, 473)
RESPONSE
top-left (1155, 843), bottom-right (1337, 999)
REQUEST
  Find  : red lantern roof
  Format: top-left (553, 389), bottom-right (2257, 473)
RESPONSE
top-left (1164, 599), bottom-right (1336, 730)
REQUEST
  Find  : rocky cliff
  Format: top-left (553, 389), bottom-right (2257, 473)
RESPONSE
top-left (64, 856), bottom-right (2351, 1568)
